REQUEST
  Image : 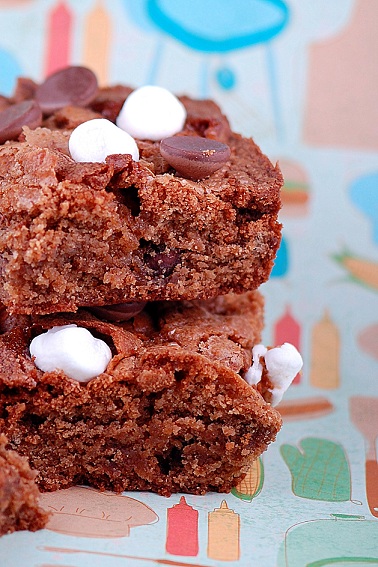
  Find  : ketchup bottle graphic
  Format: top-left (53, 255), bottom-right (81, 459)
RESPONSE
top-left (166, 496), bottom-right (199, 556)
top-left (45, 1), bottom-right (72, 76)
top-left (274, 306), bottom-right (302, 383)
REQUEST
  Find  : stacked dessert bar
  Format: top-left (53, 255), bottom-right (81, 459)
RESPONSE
top-left (0, 435), bottom-right (49, 534)
top-left (0, 67), bottom-right (302, 533)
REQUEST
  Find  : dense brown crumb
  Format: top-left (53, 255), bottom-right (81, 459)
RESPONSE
top-left (0, 88), bottom-right (282, 315)
top-left (0, 434), bottom-right (50, 535)
top-left (0, 292), bottom-right (282, 496)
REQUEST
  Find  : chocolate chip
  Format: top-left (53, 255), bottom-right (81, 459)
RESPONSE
top-left (144, 246), bottom-right (180, 276)
top-left (89, 301), bottom-right (147, 322)
top-left (160, 136), bottom-right (230, 180)
top-left (0, 100), bottom-right (42, 144)
top-left (140, 238), bottom-right (181, 276)
top-left (140, 239), bottom-right (180, 277)
top-left (35, 66), bottom-right (98, 115)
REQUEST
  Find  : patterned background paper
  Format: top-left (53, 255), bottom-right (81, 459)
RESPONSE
top-left (0, 1), bottom-right (377, 565)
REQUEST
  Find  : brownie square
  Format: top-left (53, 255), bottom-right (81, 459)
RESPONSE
top-left (0, 91), bottom-right (282, 315)
top-left (0, 292), bottom-right (281, 496)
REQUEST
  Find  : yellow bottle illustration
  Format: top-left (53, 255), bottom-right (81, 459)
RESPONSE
top-left (310, 309), bottom-right (340, 389)
top-left (207, 500), bottom-right (240, 561)
top-left (83, 1), bottom-right (111, 86)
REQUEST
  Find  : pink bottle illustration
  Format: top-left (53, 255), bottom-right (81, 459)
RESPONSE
top-left (165, 496), bottom-right (199, 556)
top-left (274, 306), bottom-right (302, 384)
top-left (45, 1), bottom-right (72, 76)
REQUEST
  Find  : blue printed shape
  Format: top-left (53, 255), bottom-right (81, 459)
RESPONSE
top-left (215, 66), bottom-right (236, 90)
top-left (146, 0), bottom-right (290, 52)
top-left (0, 49), bottom-right (22, 96)
top-left (349, 172), bottom-right (378, 245)
top-left (121, 0), bottom-right (157, 32)
top-left (271, 235), bottom-right (288, 277)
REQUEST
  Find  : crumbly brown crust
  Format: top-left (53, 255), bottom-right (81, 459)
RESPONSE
top-left (0, 87), bottom-right (282, 315)
top-left (0, 292), bottom-right (281, 496)
top-left (0, 434), bottom-right (49, 535)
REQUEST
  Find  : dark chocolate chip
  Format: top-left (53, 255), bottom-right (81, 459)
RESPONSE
top-left (0, 100), bottom-right (42, 144)
top-left (89, 301), bottom-right (147, 323)
top-left (35, 66), bottom-right (98, 115)
top-left (145, 249), bottom-right (181, 276)
top-left (160, 136), bottom-right (230, 180)
top-left (140, 240), bottom-right (181, 276)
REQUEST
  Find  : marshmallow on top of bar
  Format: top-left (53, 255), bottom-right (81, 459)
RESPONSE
top-left (67, 82), bottom-right (231, 180)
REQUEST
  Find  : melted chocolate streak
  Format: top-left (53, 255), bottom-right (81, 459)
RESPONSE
top-left (39, 546), bottom-right (208, 567)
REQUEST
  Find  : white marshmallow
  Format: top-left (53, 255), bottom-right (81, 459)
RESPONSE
top-left (69, 118), bottom-right (139, 163)
top-left (265, 343), bottom-right (303, 406)
top-left (245, 344), bottom-right (267, 385)
top-left (30, 324), bottom-right (112, 383)
top-left (244, 342), bottom-right (303, 406)
top-left (116, 85), bottom-right (187, 141)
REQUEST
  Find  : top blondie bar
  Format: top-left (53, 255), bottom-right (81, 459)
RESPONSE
top-left (0, 66), bottom-right (282, 315)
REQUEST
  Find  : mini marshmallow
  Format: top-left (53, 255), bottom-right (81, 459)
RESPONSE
top-left (69, 118), bottom-right (139, 163)
top-left (116, 85), bottom-right (187, 141)
top-left (29, 324), bottom-right (112, 383)
top-left (245, 343), bottom-right (303, 406)
top-left (265, 343), bottom-right (303, 406)
top-left (245, 344), bottom-right (267, 385)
